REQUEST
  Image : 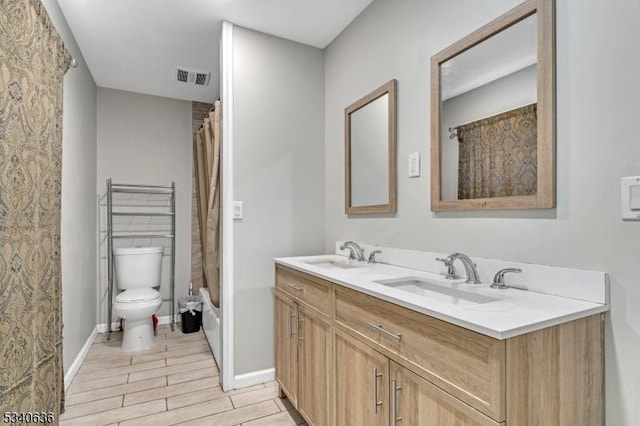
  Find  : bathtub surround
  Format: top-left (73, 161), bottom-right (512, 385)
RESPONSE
top-left (0, 0), bottom-right (71, 413)
top-left (324, 0), bottom-right (640, 423)
top-left (201, 287), bottom-right (222, 367)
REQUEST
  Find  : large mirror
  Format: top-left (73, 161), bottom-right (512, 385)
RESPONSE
top-left (345, 79), bottom-right (397, 214)
top-left (431, 0), bottom-right (555, 211)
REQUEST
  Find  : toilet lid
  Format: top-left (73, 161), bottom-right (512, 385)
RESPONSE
top-left (116, 288), bottom-right (161, 303)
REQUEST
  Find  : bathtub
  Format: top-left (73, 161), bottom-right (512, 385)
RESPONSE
top-left (200, 287), bottom-right (221, 368)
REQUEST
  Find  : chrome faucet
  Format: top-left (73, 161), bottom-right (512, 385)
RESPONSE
top-left (491, 268), bottom-right (522, 289)
top-left (436, 257), bottom-right (460, 280)
top-left (367, 250), bottom-right (382, 264)
top-left (445, 253), bottom-right (481, 284)
top-left (340, 241), bottom-right (365, 261)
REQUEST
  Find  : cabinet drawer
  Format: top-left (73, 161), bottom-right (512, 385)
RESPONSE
top-left (276, 265), bottom-right (331, 315)
top-left (335, 286), bottom-right (505, 421)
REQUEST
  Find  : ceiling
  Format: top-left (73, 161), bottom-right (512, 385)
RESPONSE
top-left (57, 0), bottom-right (374, 103)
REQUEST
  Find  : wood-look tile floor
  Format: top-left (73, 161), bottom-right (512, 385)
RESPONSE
top-left (60, 325), bottom-right (306, 426)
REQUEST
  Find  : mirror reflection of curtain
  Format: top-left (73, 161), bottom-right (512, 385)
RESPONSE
top-left (0, 0), bottom-right (71, 414)
top-left (193, 101), bottom-right (221, 307)
top-left (457, 104), bottom-right (537, 200)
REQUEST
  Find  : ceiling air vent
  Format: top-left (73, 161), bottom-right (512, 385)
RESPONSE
top-left (174, 67), bottom-right (211, 87)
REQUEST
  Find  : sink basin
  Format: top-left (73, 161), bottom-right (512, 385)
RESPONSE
top-left (375, 277), bottom-right (501, 305)
top-left (304, 259), bottom-right (367, 270)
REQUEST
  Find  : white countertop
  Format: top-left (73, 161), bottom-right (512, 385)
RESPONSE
top-left (275, 254), bottom-right (609, 340)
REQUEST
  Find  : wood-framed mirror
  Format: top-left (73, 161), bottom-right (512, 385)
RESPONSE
top-left (345, 79), bottom-right (397, 214)
top-left (431, 0), bottom-right (555, 211)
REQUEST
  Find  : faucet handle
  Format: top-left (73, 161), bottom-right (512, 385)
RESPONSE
top-left (491, 268), bottom-right (522, 289)
top-left (436, 257), bottom-right (460, 280)
top-left (367, 250), bottom-right (382, 264)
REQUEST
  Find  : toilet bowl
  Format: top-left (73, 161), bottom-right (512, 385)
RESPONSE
top-left (113, 246), bottom-right (164, 352)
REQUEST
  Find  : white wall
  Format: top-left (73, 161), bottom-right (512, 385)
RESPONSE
top-left (96, 88), bottom-right (192, 322)
top-left (324, 1), bottom-right (640, 424)
top-left (232, 26), bottom-right (325, 376)
top-left (41, 0), bottom-right (98, 374)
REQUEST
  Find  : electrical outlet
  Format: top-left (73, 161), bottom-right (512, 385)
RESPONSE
top-left (408, 152), bottom-right (421, 178)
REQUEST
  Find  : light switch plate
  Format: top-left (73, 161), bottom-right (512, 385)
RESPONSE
top-left (233, 201), bottom-right (243, 220)
top-left (408, 152), bottom-right (420, 178)
top-left (621, 177), bottom-right (640, 220)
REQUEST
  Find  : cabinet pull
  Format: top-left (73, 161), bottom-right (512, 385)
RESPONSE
top-left (373, 368), bottom-right (383, 413)
top-left (391, 379), bottom-right (402, 423)
top-left (298, 317), bottom-right (304, 343)
top-left (288, 283), bottom-right (304, 292)
top-left (368, 323), bottom-right (402, 341)
top-left (290, 313), bottom-right (297, 338)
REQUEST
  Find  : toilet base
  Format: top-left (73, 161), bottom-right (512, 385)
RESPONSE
top-left (121, 317), bottom-right (155, 352)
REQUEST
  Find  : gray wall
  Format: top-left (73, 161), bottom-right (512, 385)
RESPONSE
top-left (96, 88), bottom-right (192, 321)
top-left (41, 0), bottom-right (98, 374)
top-left (232, 26), bottom-right (325, 376)
top-left (324, 0), bottom-right (640, 424)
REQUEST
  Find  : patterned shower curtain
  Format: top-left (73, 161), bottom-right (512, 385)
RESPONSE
top-left (0, 0), bottom-right (71, 416)
top-left (457, 103), bottom-right (537, 200)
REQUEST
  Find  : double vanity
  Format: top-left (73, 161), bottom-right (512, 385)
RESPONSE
top-left (274, 242), bottom-right (608, 425)
top-left (282, 0), bottom-right (600, 423)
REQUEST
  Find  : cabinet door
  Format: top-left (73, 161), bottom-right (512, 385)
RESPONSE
top-left (297, 306), bottom-right (332, 426)
top-left (275, 292), bottom-right (298, 405)
top-left (335, 331), bottom-right (389, 426)
top-left (390, 361), bottom-right (501, 426)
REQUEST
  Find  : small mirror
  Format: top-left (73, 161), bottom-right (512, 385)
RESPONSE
top-left (431, 0), bottom-right (555, 211)
top-left (345, 79), bottom-right (397, 214)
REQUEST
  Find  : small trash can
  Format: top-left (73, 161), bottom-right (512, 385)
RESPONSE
top-left (179, 296), bottom-right (203, 334)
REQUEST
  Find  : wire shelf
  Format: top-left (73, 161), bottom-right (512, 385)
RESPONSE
top-left (106, 178), bottom-right (176, 340)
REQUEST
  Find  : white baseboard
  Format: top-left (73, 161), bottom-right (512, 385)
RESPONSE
top-left (96, 321), bottom-right (121, 333)
top-left (64, 326), bottom-right (97, 391)
top-left (96, 314), bottom-right (180, 333)
top-left (234, 368), bottom-right (275, 389)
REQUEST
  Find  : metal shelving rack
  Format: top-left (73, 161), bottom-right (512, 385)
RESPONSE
top-left (106, 179), bottom-right (176, 340)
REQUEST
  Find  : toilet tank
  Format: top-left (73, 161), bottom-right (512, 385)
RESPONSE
top-left (113, 246), bottom-right (164, 289)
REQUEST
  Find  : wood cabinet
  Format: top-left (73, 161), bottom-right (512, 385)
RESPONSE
top-left (275, 266), bottom-right (331, 426)
top-left (335, 285), bottom-right (504, 420)
top-left (274, 264), bottom-right (604, 426)
top-left (334, 330), bottom-right (389, 426)
top-left (297, 305), bottom-right (332, 426)
top-left (275, 292), bottom-right (298, 405)
top-left (334, 329), bottom-right (501, 426)
top-left (390, 361), bottom-right (500, 426)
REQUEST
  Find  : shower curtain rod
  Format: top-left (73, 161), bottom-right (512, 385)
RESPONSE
top-left (196, 99), bottom-right (222, 132)
top-left (448, 102), bottom-right (536, 140)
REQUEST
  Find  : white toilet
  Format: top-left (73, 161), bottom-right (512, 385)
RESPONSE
top-left (113, 246), bottom-right (164, 352)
